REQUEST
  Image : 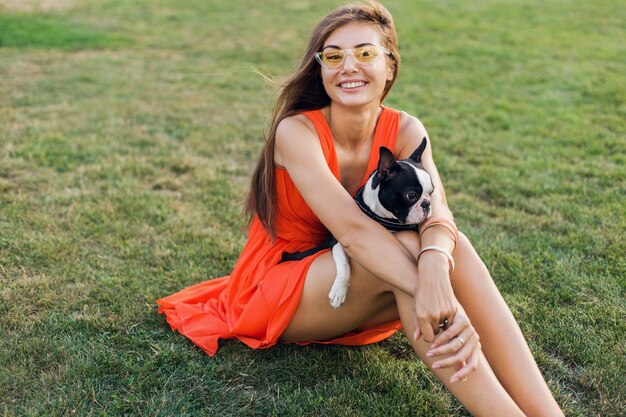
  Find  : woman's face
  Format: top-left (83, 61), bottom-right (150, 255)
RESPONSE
top-left (319, 23), bottom-right (394, 109)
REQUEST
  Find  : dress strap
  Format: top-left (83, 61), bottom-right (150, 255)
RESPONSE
top-left (361, 107), bottom-right (401, 187)
top-left (300, 110), bottom-right (339, 177)
top-left (300, 107), bottom-right (401, 189)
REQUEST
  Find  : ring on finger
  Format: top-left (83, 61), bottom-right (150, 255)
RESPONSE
top-left (438, 318), bottom-right (449, 330)
top-left (455, 336), bottom-right (465, 347)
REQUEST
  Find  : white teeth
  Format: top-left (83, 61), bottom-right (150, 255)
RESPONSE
top-left (340, 81), bottom-right (365, 89)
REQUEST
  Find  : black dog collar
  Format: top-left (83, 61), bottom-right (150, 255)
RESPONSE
top-left (354, 187), bottom-right (420, 232)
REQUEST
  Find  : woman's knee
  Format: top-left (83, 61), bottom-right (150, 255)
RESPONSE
top-left (348, 230), bottom-right (420, 295)
top-left (451, 231), bottom-right (492, 284)
top-left (455, 231), bottom-right (482, 265)
top-left (393, 230), bottom-right (421, 261)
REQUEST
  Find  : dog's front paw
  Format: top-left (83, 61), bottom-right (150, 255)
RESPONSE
top-left (328, 281), bottom-right (348, 308)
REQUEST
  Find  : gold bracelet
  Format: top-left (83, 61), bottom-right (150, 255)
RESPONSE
top-left (418, 245), bottom-right (455, 273)
top-left (419, 222), bottom-right (458, 245)
top-left (419, 216), bottom-right (459, 245)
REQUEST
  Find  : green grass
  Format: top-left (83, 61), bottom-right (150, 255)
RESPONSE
top-left (1, 0), bottom-right (624, 415)
top-left (0, 13), bottom-right (128, 49)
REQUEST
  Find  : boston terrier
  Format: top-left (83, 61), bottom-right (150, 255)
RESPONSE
top-left (281, 137), bottom-right (434, 308)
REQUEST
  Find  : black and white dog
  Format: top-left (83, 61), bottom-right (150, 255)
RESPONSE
top-left (282, 137), bottom-right (434, 308)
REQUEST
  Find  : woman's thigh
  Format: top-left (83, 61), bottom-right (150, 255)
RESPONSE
top-left (279, 250), bottom-right (396, 343)
top-left (280, 231), bottom-right (420, 343)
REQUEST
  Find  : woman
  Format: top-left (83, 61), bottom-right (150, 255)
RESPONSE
top-left (157, 2), bottom-right (564, 415)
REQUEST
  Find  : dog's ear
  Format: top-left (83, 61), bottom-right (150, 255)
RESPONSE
top-left (377, 146), bottom-right (397, 181)
top-left (409, 137), bottom-right (428, 163)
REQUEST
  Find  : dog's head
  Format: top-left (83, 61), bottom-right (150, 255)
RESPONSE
top-left (362, 137), bottom-right (434, 224)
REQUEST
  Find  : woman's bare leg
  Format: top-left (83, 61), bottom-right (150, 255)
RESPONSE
top-left (281, 232), bottom-right (524, 416)
top-left (391, 286), bottom-right (525, 416)
top-left (279, 250), bottom-right (397, 343)
top-left (451, 232), bottom-right (564, 417)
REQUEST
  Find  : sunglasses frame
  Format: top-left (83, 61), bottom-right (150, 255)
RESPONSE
top-left (314, 45), bottom-right (391, 69)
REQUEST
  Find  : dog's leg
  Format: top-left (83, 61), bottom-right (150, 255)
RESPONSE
top-left (328, 243), bottom-right (351, 308)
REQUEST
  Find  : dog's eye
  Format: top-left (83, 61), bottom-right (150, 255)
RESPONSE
top-left (405, 192), bottom-right (418, 201)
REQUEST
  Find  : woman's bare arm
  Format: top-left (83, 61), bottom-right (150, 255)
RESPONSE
top-left (275, 114), bottom-right (419, 296)
top-left (395, 113), bottom-right (459, 342)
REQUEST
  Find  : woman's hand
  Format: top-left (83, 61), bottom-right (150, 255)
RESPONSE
top-left (426, 307), bottom-right (482, 383)
top-left (413, 251), bottom-right (457, 343)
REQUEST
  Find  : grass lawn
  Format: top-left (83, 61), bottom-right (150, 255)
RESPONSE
top-left (1, 0), bottom-right (624, 415)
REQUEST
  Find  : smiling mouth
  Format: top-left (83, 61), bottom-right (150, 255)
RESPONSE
top-left (339, 81), bottom-right (366, 89)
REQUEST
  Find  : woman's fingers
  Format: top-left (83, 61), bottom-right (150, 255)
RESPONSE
top-left (424, 308), bottom-right (482, 384)
top-left (430, 308), bottom-right (474, 348)
top-left (415, 309), bottom-right (457, 343)
top-left (427, 334), bottom-right (466, 358)
top-left (427, 324), bottom-right (475, 359)
top-left (430, 315), bottom-right (467, 350)
top-left (413, 318), bottom-right (421, 341)
top-left (430, 330), bottom-right (480, 370)
top-left (412, 273), bottom-right (457, 343)
top-left (419, 315), bottom-right (454, 343)
top-left (428, 325), bottom-right (475, 357)
top-left (418, 317), bottom-right (436, 343)
top-left (450, 346), bottom-right (480, 383)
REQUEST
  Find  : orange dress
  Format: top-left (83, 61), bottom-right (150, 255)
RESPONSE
top-left (157, 106), bottom-right (403, 356)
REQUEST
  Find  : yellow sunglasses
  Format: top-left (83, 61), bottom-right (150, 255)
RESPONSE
top-left (314, 45), bottom-right (390, 69)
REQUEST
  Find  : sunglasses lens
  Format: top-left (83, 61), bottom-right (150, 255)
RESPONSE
top-left (321, 49), bottom-right (345, 68)
top-left (317, 46), bottom-right (386, 68)
top-left (354, 46), bottom-right (381, 63)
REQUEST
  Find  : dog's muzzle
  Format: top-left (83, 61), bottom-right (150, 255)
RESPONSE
top-left (407, 198), bottom-right (431, 224)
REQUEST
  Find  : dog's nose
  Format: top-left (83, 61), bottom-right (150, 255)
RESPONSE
top-left (421, 200), bottom-right (431, 210)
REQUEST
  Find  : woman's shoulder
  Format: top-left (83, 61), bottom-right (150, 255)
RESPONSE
top-left (380, 107), bottom-right (426, 134)
top-left (274, 111), bottom-right (324, 168)
top-left (276, 112), bottom-right (319, 139)
top-left (394, 110), bottom-right (429, 158)
top-left (395, 109), bottom-right (426, 134)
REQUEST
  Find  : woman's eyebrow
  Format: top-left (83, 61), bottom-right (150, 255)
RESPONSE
top-left (322, 42), bottom-right (375, 50)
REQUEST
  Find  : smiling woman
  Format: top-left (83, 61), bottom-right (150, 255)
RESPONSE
top-left (157, 2), bottom-right (565, 416)
top-left (314, 24), bottom-right (394, 111)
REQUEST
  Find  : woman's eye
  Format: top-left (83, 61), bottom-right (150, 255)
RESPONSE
top-left (324, 51), bottom-right (343, 61)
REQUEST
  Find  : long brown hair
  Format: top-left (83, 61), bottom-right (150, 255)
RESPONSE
top-left (245, 1), bottom-right (400, 239)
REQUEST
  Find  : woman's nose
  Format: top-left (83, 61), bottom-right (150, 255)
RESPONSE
top-left (341, 53), bottom-right (359, 71)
